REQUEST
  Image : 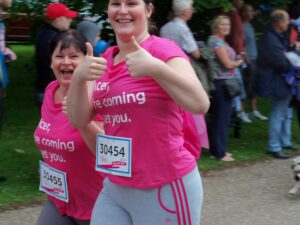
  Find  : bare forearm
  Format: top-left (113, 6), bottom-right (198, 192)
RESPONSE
top-left (79, 121), bottom-right (104, 155)
top-left (151, 58), bottom-right (210, 114)
top-left (67, 79), bottom-right (95, 128)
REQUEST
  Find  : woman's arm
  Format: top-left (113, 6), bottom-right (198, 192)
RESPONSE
top-left (214, 46), bottom-right (243, 69)
top-left (78, 121), bottom-right (104, 155)
top-left (151, 57), bottom-right (210, 114)
top-left (63, 95), bottom-right (104, 154)
top-left (67, 80), bottom-right (96, 128)
top-left (125, 37), bottom-right (210, 114)
top-left (67, 43), bottom-right (107, 128)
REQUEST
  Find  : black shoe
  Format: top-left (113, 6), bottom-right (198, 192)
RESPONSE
top-left (283, 145), bottom-right (299, 152)
top-left (267, 151), bottom-right (290, 159)
top-left (0, 176), bottom-right (6, 182)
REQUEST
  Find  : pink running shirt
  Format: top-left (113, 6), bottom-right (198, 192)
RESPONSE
top-left (93, 35), bottom-right (197, 188)
top-left (34, 81), bottom-right (104, 220)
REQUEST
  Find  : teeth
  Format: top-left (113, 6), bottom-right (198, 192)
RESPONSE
top-left (118, 19), bottom-right (131, 23)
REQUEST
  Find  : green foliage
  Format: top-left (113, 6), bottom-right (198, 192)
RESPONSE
top-left (9, 0), bottom-right (107, 17)
top-left (6, 0), bottom-right (300, 40)
top-left (7, 0), bottom-right (299, 19)
top-left (195, 0), bottom-right (232, 12)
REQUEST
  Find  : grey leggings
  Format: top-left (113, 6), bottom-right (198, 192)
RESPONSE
top-left (35, 200), bottom-right (90, 225)
top-left (91, 167), bottom-right (203, 225)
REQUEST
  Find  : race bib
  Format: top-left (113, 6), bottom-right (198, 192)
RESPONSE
top-left (39, 161), bottom-right (69, 202)
top-left (96, 134), bottom-right (132, 177)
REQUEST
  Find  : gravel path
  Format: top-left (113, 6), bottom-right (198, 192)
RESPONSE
top-left (1, 158), bottom-right (299, 225)
top-left (201, 158), bottom-right (300, 225)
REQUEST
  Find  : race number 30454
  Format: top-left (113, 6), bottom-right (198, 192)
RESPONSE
top-left (96, 134), bottom-right (132, 177)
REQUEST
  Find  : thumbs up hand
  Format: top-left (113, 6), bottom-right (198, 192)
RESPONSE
top-left (62, 96), bottom-right (68, 116)
top-left (125, 36), bottom-right (158, 77)
top-left (73, 42), bottom-right (107, 82)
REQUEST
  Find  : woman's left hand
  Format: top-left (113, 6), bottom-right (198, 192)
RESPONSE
top-left (125, 36), bottom-right (159, 77)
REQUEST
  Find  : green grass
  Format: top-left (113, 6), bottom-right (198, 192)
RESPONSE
top-left (198, 98), bottom-right (300, 171)
top-left (0, 45), bottom-right (44, 209)
top-left (0, 45), bottom-right (299, 209)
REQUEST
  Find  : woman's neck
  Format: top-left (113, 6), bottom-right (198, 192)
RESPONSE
top-left (213, 33), bottom-right (225, 40)
top-left (115, 31), bottom-right (150, 61)
top-left (55, 85), bottom-right (68, 104)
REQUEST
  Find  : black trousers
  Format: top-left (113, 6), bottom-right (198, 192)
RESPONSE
top-left (208, 79), bottom-right (233, 158)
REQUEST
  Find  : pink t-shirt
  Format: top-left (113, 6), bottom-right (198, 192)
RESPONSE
top-left (93, 35), bottom-right (197, 188)
top-left (34, 81), bottom-right (104, 220)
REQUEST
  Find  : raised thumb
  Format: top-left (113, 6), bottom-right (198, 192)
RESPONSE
top-left (130, 36), bottom-right (141, 51)
top-left (86, 42), bottom-right (94, 56)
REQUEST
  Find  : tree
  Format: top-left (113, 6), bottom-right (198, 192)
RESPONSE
top-left (6, 0), bottom-right (299, 41)
top-left (8, 0), bottom-right (296, 20)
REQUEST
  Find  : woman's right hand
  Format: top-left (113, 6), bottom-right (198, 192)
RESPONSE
top-left (73, 42), bottom-right (107, 83)
top-left (235, 59), bottom-right (244, 67)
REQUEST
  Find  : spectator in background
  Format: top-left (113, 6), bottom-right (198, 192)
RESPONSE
top-left (34, 3), bottom-right (77, 109)
top-left (207, 15), bottom-right (243, 162)
top-left (227, 0), bottom-right (244, 55)
top-left (160, 0), bottom-right (213, 95)
top-left (159, 0), bottom-right (210, 154)
top-left (288, 2), bottom-right (300, 129)
top-left (0, 0), bottom-right (17, 182)
top-left (0, 0), bottom-right (16, 126)
top-left (256, 9), bottom-right (298, 159)
top-left (227, 0), bottom-right (252, 123)
top-left (240, 4), bottom-right (268, 121)
top-left (77, 19), bottom-right (100, 46)
top-left (160, 0), bottom-right (200, 60)
top-left (77, 19), bottom-right (110, 56)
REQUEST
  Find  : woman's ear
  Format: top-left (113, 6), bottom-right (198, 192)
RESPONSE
top-left (146, 3), bottom-right (154, 18)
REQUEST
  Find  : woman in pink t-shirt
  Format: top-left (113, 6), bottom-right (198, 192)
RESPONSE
top-left (34, 30), bottom-right (104, 225)
top-left (67, 0), bottom-right (210, 225)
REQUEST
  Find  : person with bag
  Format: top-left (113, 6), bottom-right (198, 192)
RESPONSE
top-left (256, 9), bottom-right (298, 159)
top-left (160, 0), bottom-right (211, 94)
top-left (207, 15), bottom-right (243, 161)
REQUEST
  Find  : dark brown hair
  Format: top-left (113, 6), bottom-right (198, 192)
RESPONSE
top-left (50, 29), bottom-right (88, 56)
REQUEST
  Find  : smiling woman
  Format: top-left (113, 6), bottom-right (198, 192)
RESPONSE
top-left (67, 0), bottom-right (209, 225)
top-left (34, 29), bottom-right (105, 225)
top-left (50, 30), bottom-right (87, 90)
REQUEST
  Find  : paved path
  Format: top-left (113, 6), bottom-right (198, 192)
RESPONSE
top-left (1, 158), bottom-right (299, 225)
top-left (201, 158), bottom-right (300, 225)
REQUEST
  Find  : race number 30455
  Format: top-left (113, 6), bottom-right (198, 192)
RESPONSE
top-left (96, 134), bottom-right (132, 177)
top-left (39, 161), bottom-right (69, 202)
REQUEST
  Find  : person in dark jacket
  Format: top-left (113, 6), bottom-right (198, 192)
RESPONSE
top-left (35, 3), bottom-right (77, 109)
top-left (256, 9), bottom-right (298, 159)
